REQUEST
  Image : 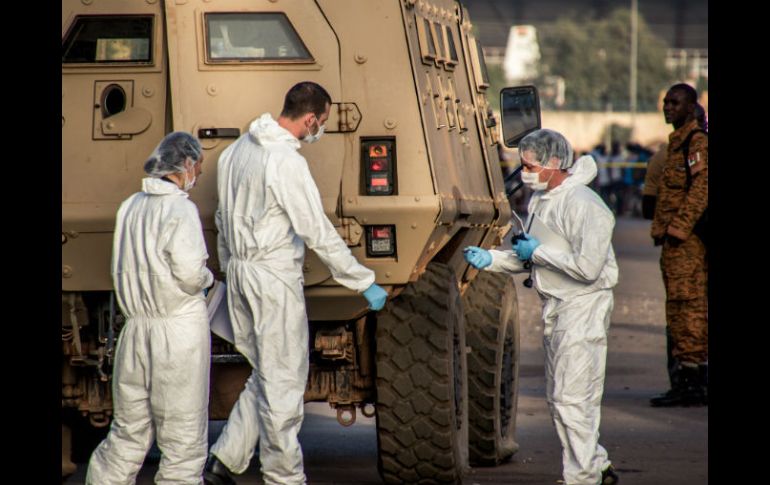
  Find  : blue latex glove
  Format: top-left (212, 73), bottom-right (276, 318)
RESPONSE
top-left (463, 246), bottom-right (492, 270)
top-left (363, 283), bottom-right (388, 311)
top-left (513, 234), bottom-right (541, 261)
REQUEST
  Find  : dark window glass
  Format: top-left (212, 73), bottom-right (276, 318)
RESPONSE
top-left (423, 19), bottom-right (436, 57)
top-left (206, 13), bottom-right (312, 61)
top-left (62, 16), bottom-right (153, 64)
top-left (475, 39), bottom-right (490, 85)
top-left (445, 26), bottom-right (458, 63)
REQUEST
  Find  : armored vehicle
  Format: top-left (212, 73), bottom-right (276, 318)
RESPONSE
top-left (62, 0), bottom-right (540, 482)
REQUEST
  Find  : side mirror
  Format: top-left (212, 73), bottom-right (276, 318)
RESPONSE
top-left (500, 85), bottom-right (541, 148)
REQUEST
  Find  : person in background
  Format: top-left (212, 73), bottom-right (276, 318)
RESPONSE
top-left (648, 84), bottom-right (708, 407)
top-left (87, 132), bottom-right (214, 484)
top-left (464, 129), bottom-right (620, 485)
top-left (203, 82), bottom-right (387, 485)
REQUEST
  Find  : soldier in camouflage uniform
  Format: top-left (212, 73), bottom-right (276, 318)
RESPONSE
top-left (650, 84), bottom-right (708, 407)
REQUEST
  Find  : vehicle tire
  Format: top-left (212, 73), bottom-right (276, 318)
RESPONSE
top-left (463, 271), bottom-right (520, 466)
top-left (375, 262), bottom-right (469, 484)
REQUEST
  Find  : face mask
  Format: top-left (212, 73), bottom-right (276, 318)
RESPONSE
top-left (183, 171), bottom-right (196, 191)
top-left (182, 161), bottom-right (197, 191)
top-left (302, 116), bottom-right (325, 144)
top-left (521, 166), bottom-right (554, 191)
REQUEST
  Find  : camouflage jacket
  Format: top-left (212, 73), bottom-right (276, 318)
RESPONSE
top-left (651, 119), bottom-right (708, 241)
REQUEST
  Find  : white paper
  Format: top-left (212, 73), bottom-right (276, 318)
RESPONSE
top-left (206, 281), bottom-right (234, 344)
top-left (528, 214), bottom-right (577, 288)
top-left (529, 214), bottom-right (572, 252)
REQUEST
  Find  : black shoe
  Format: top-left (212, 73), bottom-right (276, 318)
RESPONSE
top-left (650, 385), bottom-right (705, 407)
top-left (602, 465), bottom-right (619, 484)
top-left (650, 364), bottom-right (705, 407)
top-left (203, 454), bottom-right (237, 485)
top-left (650, 387), bottom-right (684, 407)
top-left (698, 363), bottom-right (708, 406)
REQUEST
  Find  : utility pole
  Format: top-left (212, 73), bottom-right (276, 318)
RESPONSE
top-left (630, 0), bottom-right (638, 133)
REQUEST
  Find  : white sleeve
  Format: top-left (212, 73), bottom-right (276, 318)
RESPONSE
top-left (530, 198), bottom-right (614, 283)
top-left (486, 249), bottom-right (527, 274)
top-left (270, 154), bottom-right (375, 292)
top-left (164, 202), bottom-right (215, 295)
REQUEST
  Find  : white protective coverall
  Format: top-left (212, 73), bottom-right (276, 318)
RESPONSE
top-left (486, 155), bottom-right (618, 485)
top-left (211, 113), bottom-right (375, 484)
top-left (87, 177), bottom-right (214, 485)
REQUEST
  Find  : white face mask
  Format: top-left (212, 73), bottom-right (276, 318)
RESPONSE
top-left (182, 161), bottom-right (197, 191)
top-left (183, 171), bottom-right (196, 191)
top-left (521, 167), bottom-right (554, 191)
top-left (302, 116), bottom-right (325, 144)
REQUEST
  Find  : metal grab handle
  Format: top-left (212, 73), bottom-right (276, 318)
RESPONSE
top-left (198, 128), bottom-right (240, 139)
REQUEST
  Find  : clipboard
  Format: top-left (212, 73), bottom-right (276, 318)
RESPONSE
top-left (529, 214), bottom-right (571, 253)
top-left (206, 280), bottom-right (234, 344)
top-left (527, 214), bottom-right (577, 289)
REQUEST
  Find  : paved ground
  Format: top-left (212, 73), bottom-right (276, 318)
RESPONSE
top-left (64, 216), bottom-right (707, 484)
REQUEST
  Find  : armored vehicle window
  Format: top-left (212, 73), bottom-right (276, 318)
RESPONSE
top-left (475, 39), bottom-right (490, 87)
top-left (62, 16), bottom-right (153, 64)
top-left (433, 22), bottom-right (447, 65)
top-left (468, 36), bottom-right (490, 91)
top-left (205, 13), bottom-right (312, 62)
top-left (443, 25), bottom-right (459, 70)
top-left (423, 19), bottom-right (437, 58)
top-left (416, 17), bottom-right (438, 65)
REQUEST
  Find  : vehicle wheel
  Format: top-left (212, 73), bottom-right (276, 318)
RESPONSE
top-left (375, 262), bottom-right (469, 484)
top-left (463, 271), bottom-right (520, 466)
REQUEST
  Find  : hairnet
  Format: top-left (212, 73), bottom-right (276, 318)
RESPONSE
top-left (518, 129), bottom-right (575, 170)
top-left (144, 132), bottom-right (202, 177)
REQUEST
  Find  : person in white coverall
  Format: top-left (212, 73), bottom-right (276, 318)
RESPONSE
top-left (203, 82), bottom-right (388, 485)
top-left (87, 132), bottom-right (214, 485)
top-left (464, 129), bottom-right (620, 485)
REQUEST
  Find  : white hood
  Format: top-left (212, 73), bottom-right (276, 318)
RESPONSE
top-left (248, 113), bottom-right (301, 149)
top-left (141, 177), bottom-right (189, 197)
top-left (566, 154), bottom-right (598, 187)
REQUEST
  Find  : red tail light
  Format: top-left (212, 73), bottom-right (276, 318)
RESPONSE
top-left (366, 225), bottom-right (396, 257)
top-left (362, 138), bottom-right (396, 195)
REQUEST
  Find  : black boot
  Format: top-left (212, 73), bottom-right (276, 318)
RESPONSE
top-left (203, 454), bottom-right (237, 485)
top-left (698, 362), bottom-right (708, 405)
top-left (650, 364), bottom-right (704, 407)
top-left (602, 464), bottom-right (620, 484)
top-left (665, 331), bottom-right (680, 390)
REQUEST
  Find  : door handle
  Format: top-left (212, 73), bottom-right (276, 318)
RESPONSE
top-left (198, 128), bottom-right (240, 139)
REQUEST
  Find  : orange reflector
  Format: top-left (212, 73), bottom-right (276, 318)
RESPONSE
top-left (369, 144), bottom-right (388, 158)
top-left (371, 177), bottom-right (388, 186)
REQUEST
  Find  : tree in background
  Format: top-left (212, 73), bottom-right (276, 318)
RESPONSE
top-left (536, 8), bottom-right (672, 111)
top-left (486, 63), bottom-right (506, 112)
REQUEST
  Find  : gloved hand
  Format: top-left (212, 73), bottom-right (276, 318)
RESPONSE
top-left (463, 246), bottom-right (492, 270)
top-left (513, 234), bottom-right (541, 261)
top-left (363, 283), bottom-right (388, 311)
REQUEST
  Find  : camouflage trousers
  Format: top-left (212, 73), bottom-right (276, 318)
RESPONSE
top-left (661, 234), bottom-right (708, 364)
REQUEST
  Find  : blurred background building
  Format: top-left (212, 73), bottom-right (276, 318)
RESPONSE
top-left (472, 0), bottom-right (708, 216)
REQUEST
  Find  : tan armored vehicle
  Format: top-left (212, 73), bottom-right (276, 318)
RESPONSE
top-left (62, 0), bottom-right (541, 482)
